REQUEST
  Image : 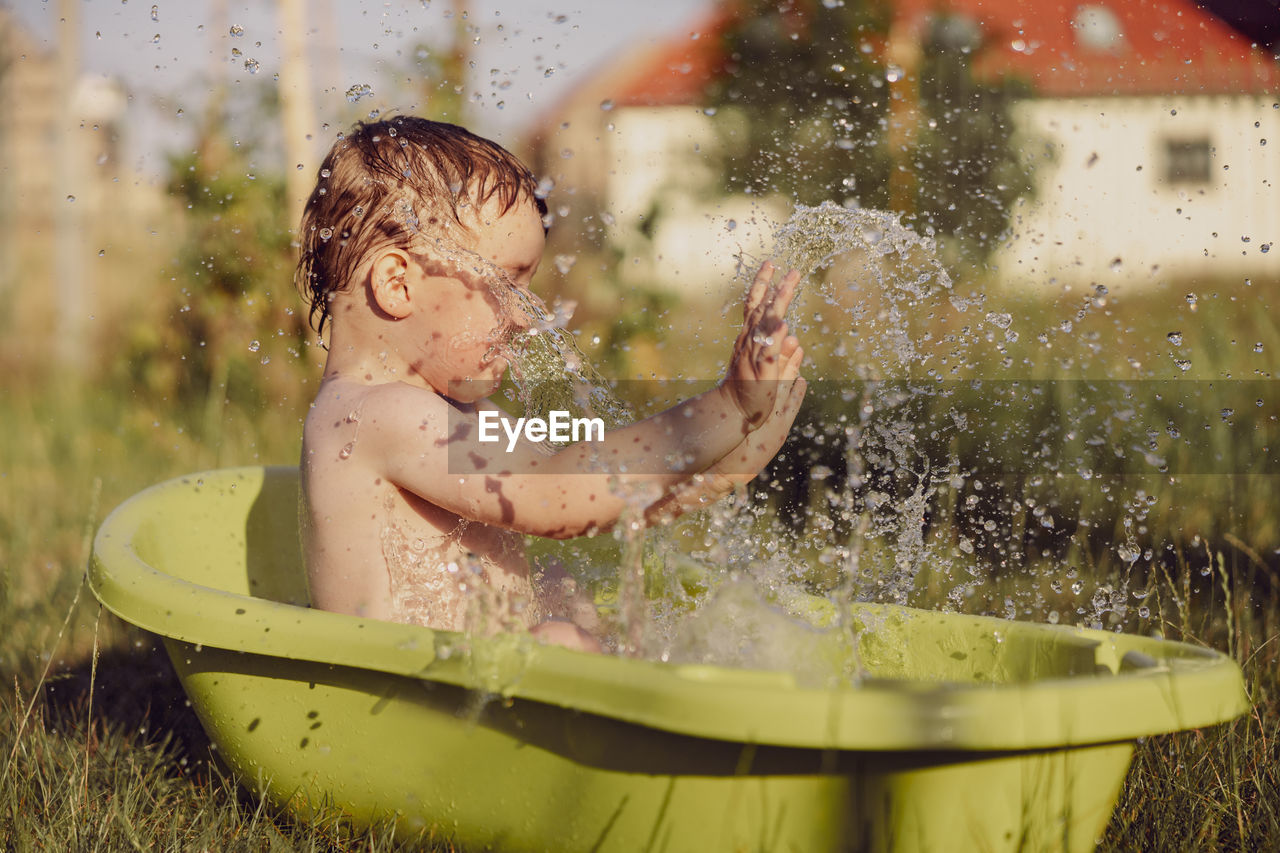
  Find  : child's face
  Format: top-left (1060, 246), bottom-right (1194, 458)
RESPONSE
top-left (407, 197), bottom-right (545, 400)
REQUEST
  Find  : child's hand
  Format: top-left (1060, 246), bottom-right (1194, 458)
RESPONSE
top-left (722, 261), bottom-right (803, 430)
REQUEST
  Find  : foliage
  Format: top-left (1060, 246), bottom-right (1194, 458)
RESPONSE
top-left (115, 109), bottom-right (313, 437)
top-left (912, 14), bottom-right (1034, 263)
top-left (707, 0), bottom-right (1031, 264)
top-left (709, 0), bottom-right (893, 209)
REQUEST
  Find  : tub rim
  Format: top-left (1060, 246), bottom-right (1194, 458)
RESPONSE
top-left (89, 465), bottom-right (1251, 752)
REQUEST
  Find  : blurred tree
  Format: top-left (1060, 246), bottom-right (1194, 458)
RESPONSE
top-left (708, 0), bottom-right (1031, 264)
top-left (118, 96), bottom-right (309, 434)
top-left (709, 0), bottom-right (894, 210)
top-left (912, 14), bottom-right (1032, 263)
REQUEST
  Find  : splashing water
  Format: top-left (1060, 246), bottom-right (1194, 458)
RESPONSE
top-left (395, 196), bottom-right (1236, 679)
top-left (503, 201), bottom-right (979, 676)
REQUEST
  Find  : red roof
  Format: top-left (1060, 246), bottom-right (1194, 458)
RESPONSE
top-left (932, 0), bottom-right (1280, 96)
top-left (603, 0), bottom-right (1278, 107)
top-left (609, 7), bottom-right (735, 106)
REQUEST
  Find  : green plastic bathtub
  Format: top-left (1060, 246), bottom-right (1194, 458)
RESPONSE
top-left (89, 466), bottom-right (1248, 852)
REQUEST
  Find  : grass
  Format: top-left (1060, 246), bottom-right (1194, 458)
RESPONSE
top-left (2, 270), bottom-right (1278, 850)
top-left (0, 383), bottom-right (446, 850)
top-left (1098, 544), bottom-right (1280, 851)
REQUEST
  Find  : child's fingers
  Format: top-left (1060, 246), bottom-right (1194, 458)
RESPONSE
top-left (789, 375), bottom-right (808, 408)
top-left (780, 333), bottom-right (802, 361)
top-left (780, 343), bottom-right (804, 381)
top-left (759, 269), bottom-right (801, 335)
top-left (745, 260), bottom-right (776, 320)
top-left (752, 322), bottom-right (789, 372)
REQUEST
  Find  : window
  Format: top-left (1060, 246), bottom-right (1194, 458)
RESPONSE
top-left (1163, 137), bottom-right (1212, 185)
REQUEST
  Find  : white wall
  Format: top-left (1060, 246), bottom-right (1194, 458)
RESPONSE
top-left (603, 106), bottom-right (788, 295)
top-left (996, 95), bottom-right (1280, 291)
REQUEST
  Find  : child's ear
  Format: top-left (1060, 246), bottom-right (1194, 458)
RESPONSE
top-left (369, 249), bottom-right (413, 319)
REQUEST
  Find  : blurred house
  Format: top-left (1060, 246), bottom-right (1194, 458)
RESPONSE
top-left (0, 8), bottom-right (168, 371)
top-left (526, 5), bottom-right (781, 298)
top-left (954, 0), bottom-right (1280, 290)
top-left (528, 0), bottom-right (1280, 294)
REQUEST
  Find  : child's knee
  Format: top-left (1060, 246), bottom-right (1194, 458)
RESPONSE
top-left (531, 619), bottom-right (600, 653)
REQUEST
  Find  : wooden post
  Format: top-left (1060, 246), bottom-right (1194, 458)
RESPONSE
top-left (55, 0), bottom-right (87, 370)
top-left (278, 0), bottom-right (318, 236)
top-left (886, 5), bottom-right (921, 218)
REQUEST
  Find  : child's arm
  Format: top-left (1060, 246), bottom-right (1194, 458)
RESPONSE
top-left (359, 263), bottom-right (803, 538)
top-left (646, 347), bottom-right (806, 523)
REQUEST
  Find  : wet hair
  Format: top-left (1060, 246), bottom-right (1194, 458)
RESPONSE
top-left (296, 116), bottom-right (546, 336)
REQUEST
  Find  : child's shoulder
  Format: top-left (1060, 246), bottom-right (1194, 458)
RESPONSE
top-left (304, 376), bottom-right (474, 462)
top-left (309, 376), bottom-right (453, 425)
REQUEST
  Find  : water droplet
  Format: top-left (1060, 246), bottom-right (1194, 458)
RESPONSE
top-left (229, 24), bottom-right (244, 37)
top-left (543, 67), bottom-right (555, 78)
top-left (1220, 408), bottom-right (1235, 421)
top-left (1254, 342), bottom-right (1265, 353)
top-left (345, 83), bottom-right (374, 103)
top-left (1166, 331), bottom-right (1182, 345)
top-left (319, 226), bottom-right (334, 241)
top-left (885, 65), bottom-right (904, 83)
top-left (244, 57), bottom-right (260, 74)
top-left (1108, 257), bottom-right (1122, 272)
top-left (599, 99), bottom-right (614, 111)
top-left (554, 254), bottom-right (577, 275)
top-left (151, 33), bottom-right (160, 44)
top-left (248, 340), bottom-right (260, 353)
top-left (1185, 292), bottom-right (1198, 309)
top-left (1262, 243), bottom-right (1272, 254)
top-left (984, 312), bottom-right (1012, 330)
top-left (339, 442), bottom-right (354, 459)
top-left (65, 195), bottom-right (76, 203)
top-left (1174, 358), bottom-right (1192, 372)
top-left (1071, 580), bottom-right (1084, 595)
top-left (150, 4), bottom-right (158, 22)
top-left (702, 106), bottom-right (718, 116)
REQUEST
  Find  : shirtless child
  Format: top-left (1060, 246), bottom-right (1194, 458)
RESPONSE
top-left (296, 117), bottom-right (805, 651)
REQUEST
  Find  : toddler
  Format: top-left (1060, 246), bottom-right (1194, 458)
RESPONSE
top-left (296, 117), bottom-right (805, 651)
